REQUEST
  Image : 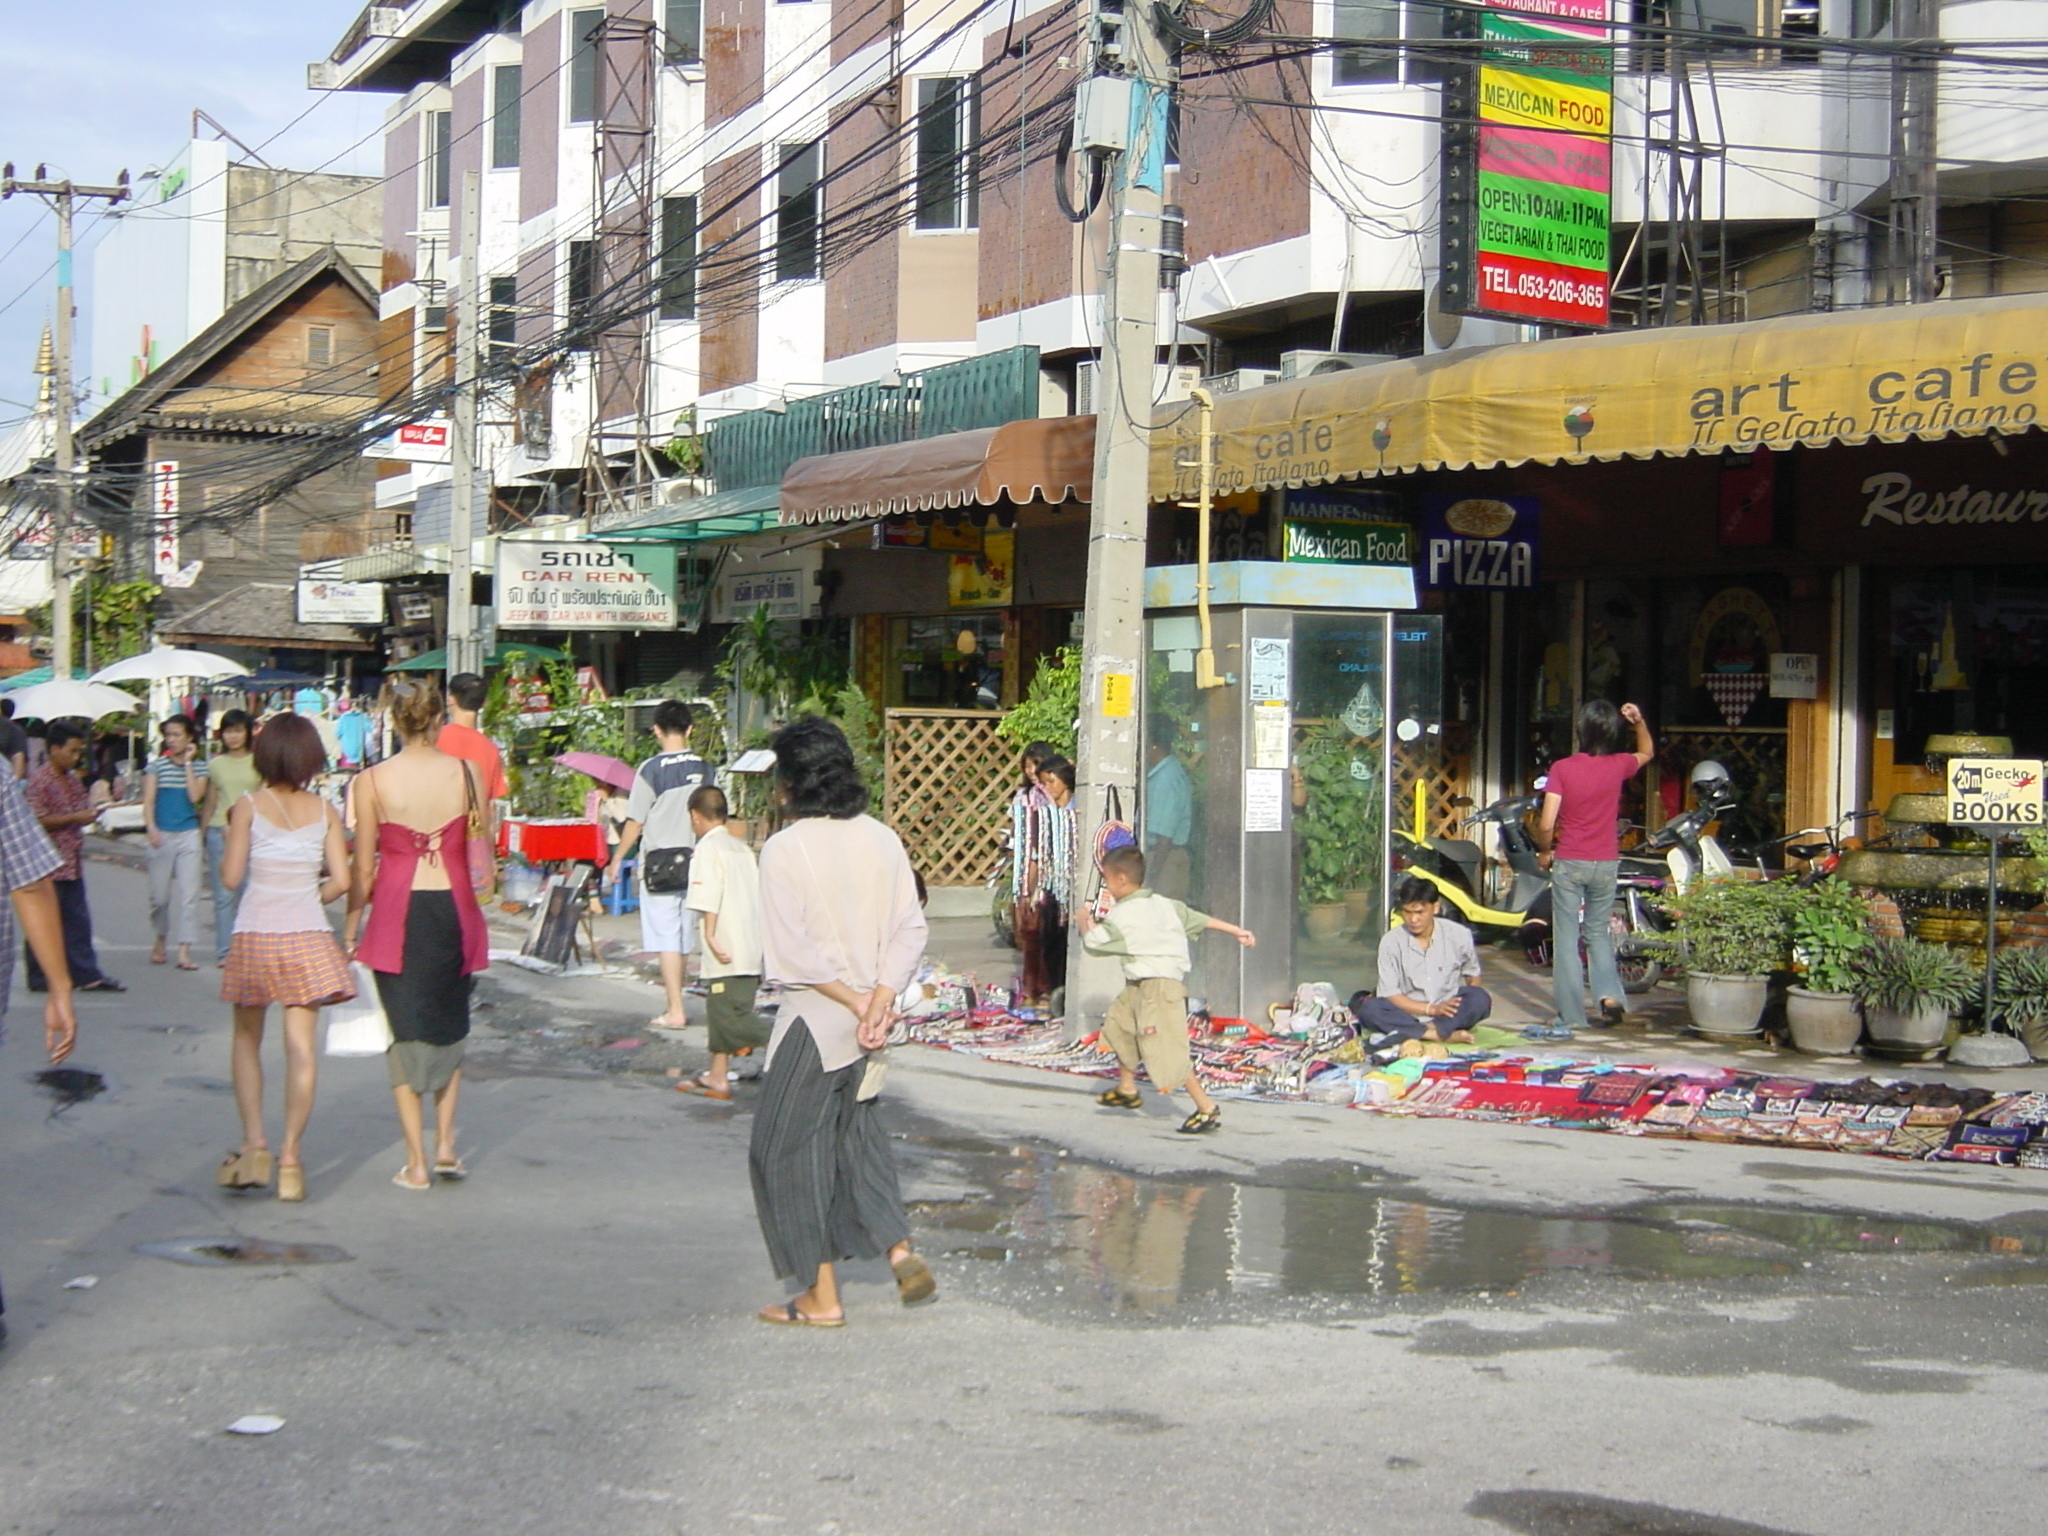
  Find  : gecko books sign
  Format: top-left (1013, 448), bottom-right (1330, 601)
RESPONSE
top-left (494, 543), bottom-right (677, 630)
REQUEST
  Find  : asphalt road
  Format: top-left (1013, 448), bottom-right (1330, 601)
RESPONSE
top-left (5, 861), bottom-right (2048, 1536)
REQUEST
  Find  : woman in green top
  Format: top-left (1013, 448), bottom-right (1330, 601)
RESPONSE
top-left (202, 710), bottom-right (261, 965)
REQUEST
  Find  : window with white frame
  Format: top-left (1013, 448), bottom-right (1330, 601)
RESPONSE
top-left (664, 0), bottom-right (702, 63)
top-left (776, 141), bottom-right (823, 281)
top-left (492, 65), bottom-right (523, 167)
top-left (914, 78), bottom-right (979, 231)
top-left (424, 110), bottom-right (452, 207)
top-left (1331, 0), bottom-right (1440, 87)
top-left (569, 8), bottom-right (605, 122)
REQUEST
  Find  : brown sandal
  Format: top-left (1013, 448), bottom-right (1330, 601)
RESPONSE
top-left (892, 1252), bottom-right (937, 1306)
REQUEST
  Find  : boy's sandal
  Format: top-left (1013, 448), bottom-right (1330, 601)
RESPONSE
top-left (1176, 1108), bottom-right (1222, 1135)
top-left (1096, 1088), bottom-right (1144, 1109)
top-left (891, 1252), bottom-right (938, 1306)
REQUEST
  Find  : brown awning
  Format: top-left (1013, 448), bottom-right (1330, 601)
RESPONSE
top-left (780, 415), bottom-right (1094, 525)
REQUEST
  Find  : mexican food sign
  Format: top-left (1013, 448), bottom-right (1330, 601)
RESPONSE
top-left (1441, 0), bottom-right (1613, 329)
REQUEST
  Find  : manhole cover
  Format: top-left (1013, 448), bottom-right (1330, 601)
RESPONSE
top-left (136, 1237), bottom-right (353, 1267)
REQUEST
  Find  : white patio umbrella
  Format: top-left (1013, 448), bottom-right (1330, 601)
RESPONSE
top-left (8, 679), bottom-right (143, 721)
top-left (89, 649), bottom-right (244, 684)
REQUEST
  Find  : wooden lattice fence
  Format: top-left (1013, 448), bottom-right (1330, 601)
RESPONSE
top-left (1394, 721), bottom-right (1476, 838)
top-left (884, 709), bottom-right (1017, 887)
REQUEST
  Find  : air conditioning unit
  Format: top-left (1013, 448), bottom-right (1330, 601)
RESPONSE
top-left (1279, 350), bottom-right (1397, 380)
top-left (1075, 358), bottom-right (1098, 415)
top-left (306, 62), bottom-right (341, 90)
top-left (1157, 363), bottom-right (1202, 403)
top-left (1198, 368), bottom-right (1281, 395)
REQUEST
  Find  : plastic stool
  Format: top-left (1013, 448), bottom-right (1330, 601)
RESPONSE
top-left (604, 858), bottom-right (639, 915)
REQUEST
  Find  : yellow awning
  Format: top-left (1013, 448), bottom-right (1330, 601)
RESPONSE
top-left (1151, 294), bottom-right (2048, 499)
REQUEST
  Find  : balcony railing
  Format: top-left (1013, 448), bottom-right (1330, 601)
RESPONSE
top-left (704, 345), bottom-right (1042, 492)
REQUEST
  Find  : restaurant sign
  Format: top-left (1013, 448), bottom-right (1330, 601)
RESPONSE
top-left (1282, 519), bottom-right (1410, 566)
top-left (1440, 0), bottom-right (1612, 328)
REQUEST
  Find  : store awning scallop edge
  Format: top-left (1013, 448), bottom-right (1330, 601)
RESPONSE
top-left (1150, 293), bottom-right (2048, 500)
top-left (781, 415), bottom-right (1095, 525)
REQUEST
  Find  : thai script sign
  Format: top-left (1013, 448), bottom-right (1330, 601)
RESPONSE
top-left (494, 542), bottom-right (677, 630)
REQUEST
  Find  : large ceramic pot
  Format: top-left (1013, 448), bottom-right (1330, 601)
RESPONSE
top-left (1865, 1002), bottom-right (1949, 1051)
top-left (1343, 889), bottom-right (1375, 929)
top-left (1785, 987), bottom-right (1863, 1055)
top-left (1304, 903), bottom-right (1350, 942)
top-left (1687, 973), bottom-right (1769, 1036)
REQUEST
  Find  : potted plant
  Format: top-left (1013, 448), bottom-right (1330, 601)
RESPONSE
top-left (1851, 936), bottom-right (1978, 1053)
top-left (1785, 883), bottom-right (1872, 1055)
top-left (1657, 877), bottom-right (1798, 1036)
top-left (1296, 721), bottom-right (1378, 942)
top-left (1992, 946), bottom-right (2048, 1061)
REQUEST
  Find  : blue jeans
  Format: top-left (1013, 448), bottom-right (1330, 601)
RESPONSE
top-left (1551, 858), bottom-right (1626, 1028)
top-left (1357, 985), bottom-right (1492, 1044)
top-left (205, 825), bottom-right (240, 961)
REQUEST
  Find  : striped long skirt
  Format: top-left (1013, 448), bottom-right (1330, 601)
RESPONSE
top-left (748, 1017), bottom-right (912, 1284)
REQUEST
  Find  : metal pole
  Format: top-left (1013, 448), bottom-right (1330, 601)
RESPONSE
top-left (448, 170), bottom-right (483, 677)
top-left (1, 167), bottom-right (128, 678)
top-left (1985, 832), bottom-right (2001, 1031)
top-left (1064, 12), bottom-right (1175, 1031)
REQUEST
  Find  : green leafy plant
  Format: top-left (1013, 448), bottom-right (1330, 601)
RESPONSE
top-left (33, 576), bottom-right (160, 667)
top-left (1296, 719), bottom-right (1380, 906)
top-left (661, 409), bottom-right (706, 477)
top-left (1789, 882), bottom-right (1873, 994)
top-left (996, 644), bottom-right (1080, 756)
top-left (1850, 935), bottom-right (1979, 1015)
top-left (1992, 946), bottom-right (2048, 1036)
top-left (715, 606), bottom-right (850, 728)
top-left (1655, 877), bottom-right (1802, 977)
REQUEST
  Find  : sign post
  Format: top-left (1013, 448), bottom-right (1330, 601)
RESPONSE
top-left (1945, 757), bottom-right (2045, 1037)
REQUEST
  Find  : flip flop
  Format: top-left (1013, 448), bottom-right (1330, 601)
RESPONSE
top-left (677, 1073), bottom-right (732, 1100)
top-left (175, 961), bottom-right (200, 972)
top-left (891, 1252), bottom-right (937, 1306)
top-left (649, 1015), bottom-right (688, 1031)
top-left (759, 1300), bottom-right (844, 1328)
top-left (433, 1157), bottom-right (468, 1181)
top-left (392, 1168), bottom-right (431, 1192)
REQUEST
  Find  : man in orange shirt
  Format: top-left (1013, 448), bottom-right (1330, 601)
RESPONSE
top-left (437, 673), bottom-right (509, 799)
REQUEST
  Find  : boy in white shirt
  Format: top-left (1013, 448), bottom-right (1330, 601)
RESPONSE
top-left (677, 786), bottom-right (767, 1100)
top-left (1077, 845), bottom-right (1255, 1134)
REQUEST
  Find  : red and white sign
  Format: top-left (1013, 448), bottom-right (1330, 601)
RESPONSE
top-left (151, 461), bottom-right (180, 578)
top-left (368, 418), bottom-right (454, 465)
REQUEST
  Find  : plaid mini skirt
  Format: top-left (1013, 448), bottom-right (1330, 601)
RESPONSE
top-left (221, 929), bottom-right (356, 1009)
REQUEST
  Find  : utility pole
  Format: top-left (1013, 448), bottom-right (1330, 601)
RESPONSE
top-left (447, 169), bottom-right (484, 677)
top-left (1, 165), bottom-right (130, 678)
top-left (1064, 7), bottom-right (1175, 1029)
top-left (1887, 0), bottom-right (1942, 304)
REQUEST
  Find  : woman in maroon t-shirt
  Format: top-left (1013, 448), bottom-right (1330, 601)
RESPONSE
top-left (1533, 700), bottom-right (1653, 1038)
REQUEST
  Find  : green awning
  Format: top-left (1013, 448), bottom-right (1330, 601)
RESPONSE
top-left (388, 641), bottom-right (567, 673)
top-left (0, 665), bottom-right (52, 692)
top-left (590, 483), bottom-right (781, 542)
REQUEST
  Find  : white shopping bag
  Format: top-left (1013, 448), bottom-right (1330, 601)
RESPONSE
top-left (324, 964), bottom-right (393, 1057)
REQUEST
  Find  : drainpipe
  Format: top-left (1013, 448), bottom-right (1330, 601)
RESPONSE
top-left (1190, 387), bottom-right (1222, 690)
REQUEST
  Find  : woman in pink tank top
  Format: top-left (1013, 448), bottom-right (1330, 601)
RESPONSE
top-left (344, 679), bottom-right (489, 1192)
top-left (216, 714), bottom-right (353, 1203)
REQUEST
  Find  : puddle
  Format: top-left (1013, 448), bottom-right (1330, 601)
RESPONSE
top-left (898, 1133), bottom-right (2048, 1322)
top-left (136, 1237), bottom-right (353, 1268)
top-left (33, 1068), bottom-right (106, 1111)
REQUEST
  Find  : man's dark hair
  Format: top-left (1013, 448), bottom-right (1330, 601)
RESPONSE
top-left (1574, 699), bottom-right (1629, 756)
top-left (770, 716), bottom-right (867, 819)
top-left (0, 698), bottom-right (14, 718)
top-left (688, 784), bottom-right (728, 821)
top-left (1395, 876), bottom-right (1441, 911)
top-left (447, 672), bottom-right (488, 713)
top-left (1101, 845), bottom-right (1147, 884)
top-left (45, 719), bottom-right (86, 750)
top-left (652, 698), bottom-right (695, 739)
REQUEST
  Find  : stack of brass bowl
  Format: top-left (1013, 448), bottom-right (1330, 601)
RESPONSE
top-left (1925, 733), bottom-right (2015, 758)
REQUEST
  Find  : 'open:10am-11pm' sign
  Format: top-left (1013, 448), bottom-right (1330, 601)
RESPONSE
top-left (1439, 0), bottom-right (1613, 330)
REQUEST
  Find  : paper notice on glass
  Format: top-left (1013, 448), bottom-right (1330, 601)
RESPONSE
top-left (1248, 637), bottom-right (1290, 703)
top-left (1250, 702), bottom-right (1291, 769)
top-left (1244, 769), bottom-right (1286, 832)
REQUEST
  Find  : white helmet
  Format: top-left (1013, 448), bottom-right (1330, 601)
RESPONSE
top-left (1691, 759), bottom-right (1731, 790)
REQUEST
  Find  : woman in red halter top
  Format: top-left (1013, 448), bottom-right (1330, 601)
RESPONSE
top-left (344, 678), bottom-right (490, 1191)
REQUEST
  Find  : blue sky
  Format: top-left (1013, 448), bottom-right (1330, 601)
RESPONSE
top-left (0, 2), bottom-right (386, 430)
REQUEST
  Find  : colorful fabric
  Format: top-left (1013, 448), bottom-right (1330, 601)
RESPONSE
top-left (25, 762), bottom-right (89, 880)
top-left (220, 928), bottom-right (355, 1008)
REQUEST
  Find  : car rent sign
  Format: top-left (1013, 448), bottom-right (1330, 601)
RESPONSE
top-left (494, 542), bottom-right (678, 630)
